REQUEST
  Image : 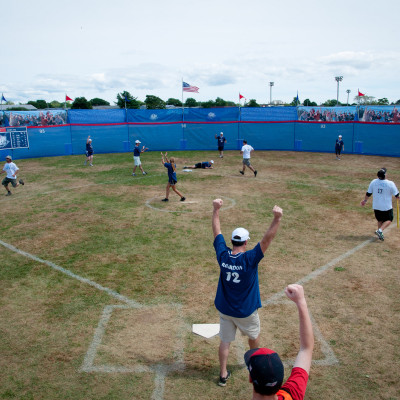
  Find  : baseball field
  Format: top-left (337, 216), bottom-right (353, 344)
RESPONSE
top-left (0, 150), bottom-right (399, 400)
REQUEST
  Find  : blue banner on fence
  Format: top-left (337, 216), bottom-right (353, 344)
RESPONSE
top-left (184, 107), bottom-right (239, 122)
top-left (68, 109), bottom-right (126, 124)
top-left (127, 108), bottom-right (183, 123)
top-left (241, 106), bottom-right (297, 122)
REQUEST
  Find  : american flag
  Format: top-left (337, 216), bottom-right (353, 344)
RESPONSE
top-left (183, 81), bottom-right (199, 93)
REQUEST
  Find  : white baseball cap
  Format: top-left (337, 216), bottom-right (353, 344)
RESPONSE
top-left (6, 155), bottom-right (12, 160)
top-left (338, 135), bottom-right (342, 138)
top-left (210, 160), bottom-right (214, 164)
top-left (220, 132), bottom-right (224, 135)
top-left (231, 227), bottom-right (250, 241)
top-left (135, 140), bottom-right (141, 144)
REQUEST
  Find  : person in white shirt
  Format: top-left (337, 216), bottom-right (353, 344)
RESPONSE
top-left (1, 155), bottom-right (24, 196)
top-left (360, 167), bottom-right (399, 241)
top-left (240, 140), bottom-right (257, 177)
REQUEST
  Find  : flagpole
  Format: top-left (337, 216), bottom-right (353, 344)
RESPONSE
top-left (64, 94), bottom-right (66, 110)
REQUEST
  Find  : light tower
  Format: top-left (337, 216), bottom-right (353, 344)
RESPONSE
top-left (346, 89), bottom-right (351, 106)
top-left (335, 76), bottom-right (343, 106)
top-left (269, 82), bottom-right (274, 105)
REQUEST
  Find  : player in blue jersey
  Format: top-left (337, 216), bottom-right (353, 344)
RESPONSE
top-left (132, 140), bottom-right (149, 176)
top-left (212, 198), bottom-right (283, 387)
top-left (335, 135), bottom-right (344, 160)
top-left (161, 152), bottom-right (185, 202)
top-left (183, 160), bottom-right (214, 169)
top-left (84, 136), bottom-right (94, 166)
top-left (215, 132), bottom-right (227, 158)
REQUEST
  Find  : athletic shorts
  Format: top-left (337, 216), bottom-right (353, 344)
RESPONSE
top-left (243, 158), bottom-right (251, 167)
top-left (218, 146), bottom-right (224, 151)
top-left (194, 162), bottom-right (202, 169)
top-left (168, 177), bottom-right (177, 185)
top-left (2, 177), bottom-right (18, 187)
top-left (374, 209), bottom-right (393, 223)
top-left (133, 156), bottom-right (141, 166)
top-left (219, 310), bottom-right (260, 342)
top-left (85, 151), bottom-right (93, 157)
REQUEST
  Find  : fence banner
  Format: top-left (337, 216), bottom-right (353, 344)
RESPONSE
top-left (68, 109), bottom-right (126, 124)
top-left (3, 110), bottom-right (67, 127)
top-left (184, 107), bottom-right (239, 122)
top-left (358, 105), bottom-right (400, 123)
top-left (297, 106), bottom-right (357, 122)
top-left (127, 108), bottom-right (183, 123)
top-left (241, 106), bottom-right (297, 122)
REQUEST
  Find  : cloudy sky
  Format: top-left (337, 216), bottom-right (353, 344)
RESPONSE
top-left (2, 0), bottom-right (399, 106)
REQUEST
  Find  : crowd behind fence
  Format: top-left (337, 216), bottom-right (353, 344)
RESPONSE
top-left (0, 106), bottom-right (399, 160)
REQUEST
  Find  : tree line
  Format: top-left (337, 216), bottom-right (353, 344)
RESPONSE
top-left (3, 91), bottom-right (400, 111)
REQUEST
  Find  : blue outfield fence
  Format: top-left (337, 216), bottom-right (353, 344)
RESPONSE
top-left (0, 107), bottom-right (399, 159)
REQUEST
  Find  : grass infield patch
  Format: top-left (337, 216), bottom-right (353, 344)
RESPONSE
top-left (1, 150), bottom-right (399, 399)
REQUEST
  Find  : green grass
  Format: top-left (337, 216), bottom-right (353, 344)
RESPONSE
top-left (1, 150), bottom-right (399, 399)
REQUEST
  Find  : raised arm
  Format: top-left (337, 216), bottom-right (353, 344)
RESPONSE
top-left (259, 205), bottom-right (283, 254)
top-left (212, 198), bottom-right (223, 238)
top-left (285, 284), bottom-right (314, 373)
top-left (86, 135), bottom-right (91, 144)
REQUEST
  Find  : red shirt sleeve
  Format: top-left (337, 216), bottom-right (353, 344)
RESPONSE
top-left (280, 367), bottom-right (309, 400)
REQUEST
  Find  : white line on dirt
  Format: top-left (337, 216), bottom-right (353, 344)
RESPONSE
top-left (0, 239), bottom-right (141, 308)
top-left (262, 227), bottom-right (394, 306)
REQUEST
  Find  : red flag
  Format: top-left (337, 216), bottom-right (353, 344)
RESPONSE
top-left (66, 95), bottom-right (73, 101)
top-left (358, 89), bottom-right (365, 97)
top-left (239, 93), bottom-right (245, 100)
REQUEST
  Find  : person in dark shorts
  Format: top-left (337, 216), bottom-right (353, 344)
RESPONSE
top-left (161, 152), bottom-right (185, 202)
top-left (184, 160), bottom-right (214, 169)
top-left (335, 135), bottom-right (344, 160)
top-left (215, 132), bottom-right (227, 158)
top-left (84, 135), bottom-right (94, 166)
top-left (360, 167), bottom-right (399, 241)
top-left (1, 155), bottom-right (24, 196)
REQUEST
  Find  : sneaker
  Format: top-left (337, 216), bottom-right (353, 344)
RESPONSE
top-left (183, 166), bottom-right (188, 169)
top-left (239, 171), bottom-right (244, 175)
top-left (132, 173), bottom-right (136, 176)
top-left (89, 163), bottom-right (93, 167)
top-left (180, 197), bottom-right (186, 202)
top-left (338, 158), bottom-right (340, 160)
top-left (218, 371), bottom-right (231, 387)
top-left (6, 191), bottom-right (12, 196)
top-left (19, 179), bottom-right (24, 185)
top-left (143, 171), bottom-right (147, 175)
top-left (254, 170), bottom-right (258, 177)
top-left (375, 230), bottom-right (384, 241)
top-left (162, 198), bottom-right (169, 202)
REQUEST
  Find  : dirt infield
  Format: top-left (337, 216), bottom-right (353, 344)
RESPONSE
top-left (0, 150), bottom-right (399, 399)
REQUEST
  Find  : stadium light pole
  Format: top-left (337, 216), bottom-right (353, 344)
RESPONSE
top-left (269, 82), bottom-right (274, 105)
top-left (346, 89), bottom-right (351, 106)
top-left (335, 76), bottom-right (343, 106)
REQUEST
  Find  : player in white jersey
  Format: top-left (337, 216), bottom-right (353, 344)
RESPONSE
top-left (239, 140), bottom-right (257, 177)
top-left (1, 155), bottom-right (24, 196)
top-left (360, 168), bottom-right (399, 241)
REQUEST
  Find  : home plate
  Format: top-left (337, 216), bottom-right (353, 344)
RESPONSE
top-left (182, 169), bottom-right (193, 172)
top-left (192, 324), bottom-right (220, 339)
top-left (181, 201), bottom-right (198, 204)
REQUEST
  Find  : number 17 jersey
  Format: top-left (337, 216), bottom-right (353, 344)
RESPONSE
top-left (213, 234), bottom-right (264, 318)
